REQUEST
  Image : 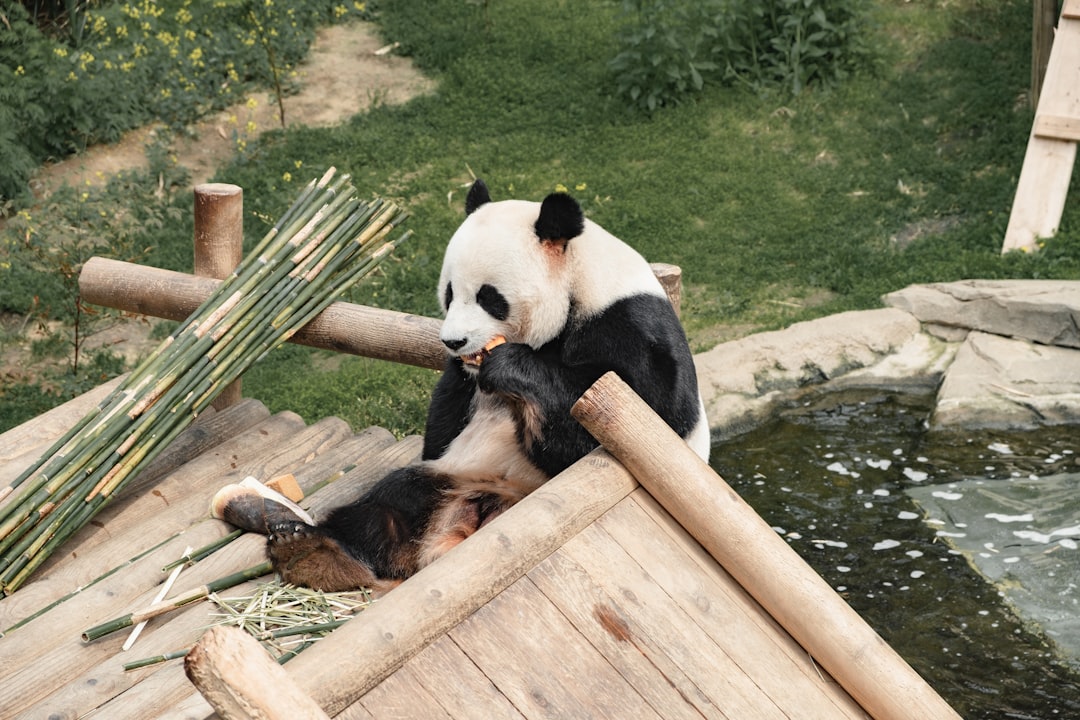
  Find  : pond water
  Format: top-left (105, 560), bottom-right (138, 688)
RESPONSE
top-left (710, 389), bottom-right (1080, 720)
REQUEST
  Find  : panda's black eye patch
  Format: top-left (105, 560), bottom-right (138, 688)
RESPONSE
top-left (444, 282), bottom-right (454, 309)
top-left (476, 284), bottom-right (509, 320)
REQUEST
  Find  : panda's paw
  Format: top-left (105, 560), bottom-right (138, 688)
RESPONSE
top-left (477, 342), bottom-right (535, 395)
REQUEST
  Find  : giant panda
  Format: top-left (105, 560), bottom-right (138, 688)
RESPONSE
top-left (260, 179), bottom-right (710, 593)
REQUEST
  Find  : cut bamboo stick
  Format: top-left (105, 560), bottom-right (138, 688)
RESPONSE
top-left (570, 371), bottom-right (962, 720)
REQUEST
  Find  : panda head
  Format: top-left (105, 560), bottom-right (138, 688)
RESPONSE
top-left (438, 179), bottom-right (584, 370)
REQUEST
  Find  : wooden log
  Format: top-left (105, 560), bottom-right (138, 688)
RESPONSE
top-left (570, 371), bottom-right (962, 720)
top-left (193, 183), bottom-right (244, 410)
top-left (186, 625), bottom-right (330, 720)
top-left (79, 258), bottom-right (684, 372)
top-left (282, 448), bottom-right (639, 716)
top-left (79, 257), bottom-right (447, 370)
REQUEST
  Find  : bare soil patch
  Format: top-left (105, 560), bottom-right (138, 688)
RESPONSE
top-left (6, 21), bottom-right (434, 388)
top-left (32, 21), bottom-right (434, 195)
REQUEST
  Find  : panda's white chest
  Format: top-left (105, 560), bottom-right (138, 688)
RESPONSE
top-left (426, 393), bottom-right (549, 499)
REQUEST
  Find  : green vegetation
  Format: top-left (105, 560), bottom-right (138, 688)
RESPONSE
top-left (0, 0), bottom-right (372, 203)
top-left (2, 0), bottom-right (1079, 438)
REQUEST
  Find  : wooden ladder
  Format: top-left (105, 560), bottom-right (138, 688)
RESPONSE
top-left (1003, 0), bottom-right (1080, 253)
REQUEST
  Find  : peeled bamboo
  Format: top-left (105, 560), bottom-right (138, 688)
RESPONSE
top-left (0, 169), bottom-right (409, 595)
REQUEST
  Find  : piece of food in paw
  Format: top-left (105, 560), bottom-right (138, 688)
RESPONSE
top-left (211, 476), bottom-right (314, 533)
top-left (460, 334), bottom-right (507, 366)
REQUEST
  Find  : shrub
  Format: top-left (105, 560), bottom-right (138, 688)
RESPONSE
top-left (610, 0), bottom-right (877, 111)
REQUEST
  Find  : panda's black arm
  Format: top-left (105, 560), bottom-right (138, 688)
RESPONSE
top-left (421, 358), bottom-right (477, 460)
top-left (479, 294), bottom-right (700, 474)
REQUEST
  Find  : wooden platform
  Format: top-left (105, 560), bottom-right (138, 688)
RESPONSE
top-left (0, 378), bottom-right (887, 720)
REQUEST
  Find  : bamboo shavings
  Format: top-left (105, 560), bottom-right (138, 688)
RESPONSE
top-left (208, 581), bottom-right (375, 662)
top-left (122, 581), bottom-right (375, 670)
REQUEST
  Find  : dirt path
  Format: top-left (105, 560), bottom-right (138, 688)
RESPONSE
top-left (33, 21), bottom-right (434, 195)
top-left (7, 21), bottom-right (434, 380)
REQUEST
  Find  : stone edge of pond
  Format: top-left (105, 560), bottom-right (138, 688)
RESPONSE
top-left (695, 279), bottom-right (1080, 441)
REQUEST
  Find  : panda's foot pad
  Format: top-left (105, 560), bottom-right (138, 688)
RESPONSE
top-left (267, 525), bottom-right (394, 594)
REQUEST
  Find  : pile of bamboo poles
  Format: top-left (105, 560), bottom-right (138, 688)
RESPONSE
top-left (0, 168), bottom-right (409, 595)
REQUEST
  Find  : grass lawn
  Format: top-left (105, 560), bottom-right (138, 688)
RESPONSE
top-left (2, 0), bottom-right (1079, 436)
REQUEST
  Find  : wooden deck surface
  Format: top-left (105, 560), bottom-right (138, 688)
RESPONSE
top-left (0, 385), bottom-right (868, 720)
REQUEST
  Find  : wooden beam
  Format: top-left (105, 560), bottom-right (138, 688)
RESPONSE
top-left (185, 625), bottom-right (330, 720)
top-left (1034, 113), bottom-right (1080, 142)
top-left (571, 372), bottom-right (963, 720)
top-left (79, 257), bottom-right (447, 371)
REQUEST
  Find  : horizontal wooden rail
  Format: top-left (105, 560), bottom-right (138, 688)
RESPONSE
top-left (572, 372), bottom-right (962, 720)
top-left (79, 257), bottom-right (447, 371)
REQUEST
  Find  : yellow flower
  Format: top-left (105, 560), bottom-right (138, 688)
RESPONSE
top-left (554, 183), bottom-right (568, 193)
top-left (282, 172), bottom-right (292, 182)
top-left (294, 160), bottom-right (303, 169)
top-left (189, 47), bottom-right (203, 62)
top-left (575, 183), bottom-right (587, 191)
top-left (246, 97), bottom-right (258, 109)
top-left (245, 120), bottom-right (257, 134)
top-left (228, 114), bottom-right (238, 125)
top-left (333, 5), bottom-right (347, 17)
top-left (14, 65), bottom-right (24, 76)
top-left (161, 87), bottom-right (171, 98)
top-left (354, 1), bottom-right (366, 11)
top-left (54, 47), bottom-right (69, 58)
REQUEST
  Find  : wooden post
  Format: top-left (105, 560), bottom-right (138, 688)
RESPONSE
top-left (185, 625), bottom-right (330, 720)
top-left (193, 183), bottom-right (244, 409)
top-left (1032, 0), bottom-right (1059, 109)
top-left (571, 372), bottom-right (963, 720)
top-left (650, 262), bottom-right (682, 317)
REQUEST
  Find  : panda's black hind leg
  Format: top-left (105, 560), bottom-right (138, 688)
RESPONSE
top-left (266, 465), bottom-right (453, 594)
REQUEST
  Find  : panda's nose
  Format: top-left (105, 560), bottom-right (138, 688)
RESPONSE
top-left (443, 337), bottom-right (467, 352)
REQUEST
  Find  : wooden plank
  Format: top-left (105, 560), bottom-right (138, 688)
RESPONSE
top-left (450, 576), bottom-right (662, 720)
top-left (352, 660), bottom-right (455, 720)
top-left (1003, 10), bottom-right (1080, 252)
top-left (371, 635), bottom-right (525, 720)
top-left (282, 449), bottom-right (638, 717)
top-left (529, 546), bottom-right (737, 720)
top-left (597, 494), bottom-right (867, 719)
top-left (1065, 0), bottom-right (1080, 20)
top-left (1034, 114), bottom-right (1080, 142)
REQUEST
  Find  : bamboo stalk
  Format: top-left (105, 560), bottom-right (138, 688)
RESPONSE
top-left (0, 170), bottom-right (407, 595)
top-left (82, 561), bottom-right (274, 642)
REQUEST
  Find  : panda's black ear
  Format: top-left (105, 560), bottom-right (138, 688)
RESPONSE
top-left (465, 179), bottom-right (491, 215)
top-left (535, 192), bottom-right (584, 243)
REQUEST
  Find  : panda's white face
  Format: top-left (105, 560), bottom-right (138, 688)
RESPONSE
top-left (438, 199), bottom-right (572, 371)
